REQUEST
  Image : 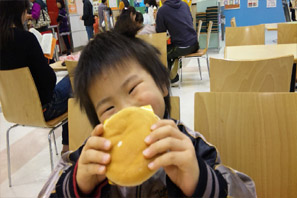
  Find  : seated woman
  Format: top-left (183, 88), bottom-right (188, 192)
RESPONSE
top-left (0, 0), bottom-right (72, 154)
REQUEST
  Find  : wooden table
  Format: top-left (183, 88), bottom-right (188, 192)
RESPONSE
top-left (265, 23), bottom-right (278, 31)
top-left (265, 22), bottom-right (297, 31)
top-left (225, 43), bottom-right (297, 91)
top-left (50, 60), bottom-right (67, 71)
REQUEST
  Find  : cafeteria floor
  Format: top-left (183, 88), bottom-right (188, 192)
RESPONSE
top-left (0, 30), bottom-right (279, 197)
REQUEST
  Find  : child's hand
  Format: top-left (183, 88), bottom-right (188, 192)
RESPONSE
top-left (76, 124), bottom-right (111, 195)
top-left (143, 120), bottom-right (199, 196)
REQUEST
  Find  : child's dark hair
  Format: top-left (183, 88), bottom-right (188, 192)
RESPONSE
top-left (135, 12), bottom-right (143, 24)
top-left (114, 6), bottom-right (140, 37)
top-left (56, 0), bottom-right (65, 9)
top-left (74, 31), bottom-right (171, 127)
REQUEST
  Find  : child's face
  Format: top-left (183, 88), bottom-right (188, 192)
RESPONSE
top-left (88, 60), bottom-right (168, 123)
top-left (57, 2), bottom-right (61, 8)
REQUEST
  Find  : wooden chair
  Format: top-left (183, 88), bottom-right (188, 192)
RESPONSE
top-left (277, 23), bottom-right (297, 44)
top-left (230, 17), bottom-right (237, 27)
top-left (65, 60), bottom-right (78, 90)
top-left (179, 21), bottom-right (213, 83)
top-left (225, 24), bottom-right (265, 47)
top-left (137, 32), bottom-right (167, 67)
top-left (209, 55), bottom-right (294, 92)
top-left (194, 92), bottom-right (297, 198)
top-left (197, 20), bottom-right (203, 42)
top-left (68, 96), bottom-right (181, 151)
top-left (0, 67), bottom-right (68, 187)
top-left (68, 99), bottom-right (93, 151)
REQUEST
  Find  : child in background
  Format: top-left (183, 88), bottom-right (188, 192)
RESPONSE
top-left (93, 14), bottom-right (100, 34)
top-left (56, 0), bottom-right (71, 55)
top-left (48, 31), bottom-right (256, 197)
top-left (135, 11), bottom-right (156, 35)
top-left (114, 6), bottom-right (140, 37)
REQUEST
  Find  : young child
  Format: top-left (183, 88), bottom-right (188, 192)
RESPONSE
top-left (56, 0), bottom-right (71, 55)
top-left (49, 31), bottom-right (256, 197)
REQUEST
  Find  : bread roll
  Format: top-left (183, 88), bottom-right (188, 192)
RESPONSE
top-left (103, 106), bottom-right (159, 186)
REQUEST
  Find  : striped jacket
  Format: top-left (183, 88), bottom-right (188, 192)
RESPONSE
top-left (41, 120), bottom-right (256, 198)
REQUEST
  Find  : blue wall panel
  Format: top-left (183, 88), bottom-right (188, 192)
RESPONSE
top-left (224, 0), bottom-right (286, 27)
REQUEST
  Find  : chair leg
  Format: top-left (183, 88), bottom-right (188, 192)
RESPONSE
top-left (52, 131), bottom-right (58, 155)
top-left (197, 58), bottom-right (202, 80)
top-left (6, 124), bottom-right (19, 187)
top-left (48, 129), bottom-right (55, 171)
top-left (206, 53), bottom-right (210, 77)
top-left (48, 119), bottom-right (68, 170)
top-left (179, 58), bottom-right (183, 82)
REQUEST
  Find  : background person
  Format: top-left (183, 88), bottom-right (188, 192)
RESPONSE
top-left (98, 0), bottom-right (107, 31)
top-left (155, 0), bottom-right (198, 84)
top-left (0, 0), bottom-right (72, 154)
top-left (56, 0), bottom-right (71, 55)
top-left (80, 0), bottom-right (95, 40)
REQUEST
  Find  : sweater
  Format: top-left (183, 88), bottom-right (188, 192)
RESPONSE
top-left (0, 28), bottom-right (56, 106)
top-left (156, 0), bottom-right (197, 47)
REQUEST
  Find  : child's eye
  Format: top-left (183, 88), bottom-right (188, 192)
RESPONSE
top-left (129, 85), bottom-right (137, 94)
top-left (104, 106), bottom-right (114, 113)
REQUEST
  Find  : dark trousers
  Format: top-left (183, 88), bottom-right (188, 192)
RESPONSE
top-left (167, 42), bottom-right (199, 70)
top-left (85, 26), bottom-right (94, 40)
top-left (62, 35), bottom-right (71, 52)
top-left (43, 76), bottom-right (73, 145)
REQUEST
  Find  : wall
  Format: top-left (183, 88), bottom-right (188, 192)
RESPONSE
top-left (68, 0), bottom-right (89, 49)
top-left (224, 0), bottom-right (286, 27)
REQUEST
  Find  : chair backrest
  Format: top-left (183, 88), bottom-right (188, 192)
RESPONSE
top-left (225, 24), bottom-right (265, 46)
top-left (205, 21), bottom-right (213, 51)
top-left (230, 17), bottom-right (237, 27)
top-left (209, 55), bottom-right (294, 92)
top-left (170, 96), bottom-right (180, 120)
top-left (68, 96), bottom-right (181, 151)
top-left (68, 98), bottom-right (93, 151)
top-left (137, 32), bottom-right (167, 67)
top-left (194, 92), bottom-right (297, 198)
top-left (277, 23), bottom-right (297, 44)
top-left (197, 20), bottom-right (203, 41)
top-left (65, 60), bottom-right (78, 90)
top-left (0, 67), bottom-right (47, 127)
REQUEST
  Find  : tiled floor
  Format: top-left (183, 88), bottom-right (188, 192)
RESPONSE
top-left (0, 30), bottom-right (278, 197)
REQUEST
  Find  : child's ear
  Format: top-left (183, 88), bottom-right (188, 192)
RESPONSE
top-left (162, 84), bottom-right (169, 97)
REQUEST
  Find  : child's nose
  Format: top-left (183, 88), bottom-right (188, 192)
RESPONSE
top-left (118, 99), bottom-right (138, 110)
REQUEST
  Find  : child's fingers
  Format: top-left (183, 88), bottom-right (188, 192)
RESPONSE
top-left (145, 120), bottom-right (185, 144)
top-left (80, 149), bottom-right (111, 165)
top-left (85, 163), bottom-right (107, 175)
top-left (91, 124), bottom-right (104, 137)
top-left (84, 136), bottom-right (111, 151)
top-left (147, 150), bottom-right (190, 170)
top-left (143, 137), bottom-right (187, 158)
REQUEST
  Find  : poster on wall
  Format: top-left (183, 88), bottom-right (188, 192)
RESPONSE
top-left (224, 0), bottom-right (240, 9)
top-left (109, 0), bottom-right (117, 8)
top-left (248, 0), bottom-right (258, 7)
top-left (267, 0), bottom-right (276, 8)
top-left (68, 0), bottom-right (77, 14)
top-left (93, 0), bottom-right (100, 15)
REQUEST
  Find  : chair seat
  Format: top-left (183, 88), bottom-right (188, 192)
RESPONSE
top-left (185, 49), bottom-right (206, 57)
top-left (46, 112), bottom-right (68, 127)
